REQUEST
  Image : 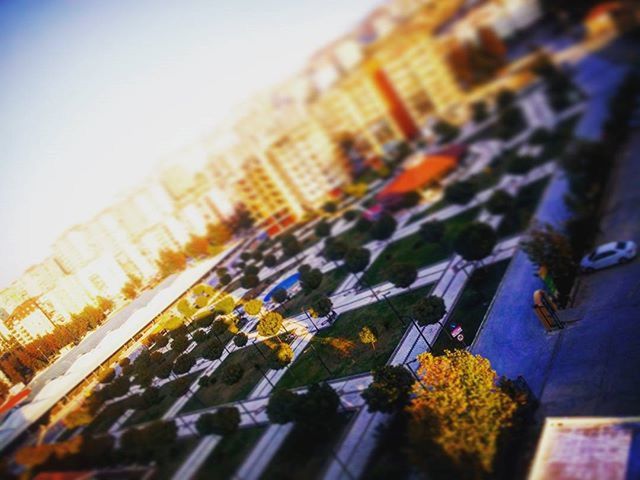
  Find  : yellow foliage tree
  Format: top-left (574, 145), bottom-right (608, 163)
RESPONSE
top-left (243, 298), bottom-right (263, 316)
top-left (62, 408), bottom-right (92, 429)
top-left (358, 326), bottom-right (378, 350)
top-left (406, 350), bottom-right (517, 476)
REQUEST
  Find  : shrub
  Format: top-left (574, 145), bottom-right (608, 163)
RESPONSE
top-left (142, 386), bottom-right (163, 407)
top-left (221, 364), bottom-right (244, 385)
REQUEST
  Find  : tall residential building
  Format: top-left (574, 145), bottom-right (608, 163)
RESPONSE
top-left (52, 227), bottom-right (98, 275)
top-left (75, 255), bottom-right (129, 300)
top-left (2, 299), bottom-right (56, 345)
top-left (262, 116), bottom-right (350, 210)
top-left (86, 210), bottom-right (156, 281)
top-left (14, 258), bottom-right (65, 298)
top-left (39, 276), bottom-right (95, 323)
top-left (234, 154), bottom-right (299, 234)
top-left (369, 23), bottom-right (466, 124)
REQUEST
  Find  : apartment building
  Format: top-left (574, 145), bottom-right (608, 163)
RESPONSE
top-left (2, 299), bottom-right (56, 345)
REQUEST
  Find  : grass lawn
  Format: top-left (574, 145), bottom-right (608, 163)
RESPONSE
top-left (497, 176), bottom-right (550, 239)
top-left (431, 260), bottom-right (509, 355)
top-left (360, 412), bottom-right (411, 480)
top-left (123, 370), bottom-right (203, 428)
top-left (364, 207), bottom-right (480, 286)
top-left (407, 198), bottom-right (448, 224)
top-left (334, 224), bottom-right (370, 249)
top-left (277, 285), bottom-right (433, 389)
top-left (278, 267), bottom-right (350, 318)
top-left (260, 413), bottom-right (353, 480)
top-left (195, 427), bottom-right (266, 479)
top-left (150, 436), bottom-right (201, 480)
top-left (181, 337), bottom-right (287, 413)
top-left (84, 398), bottom-right (131, 435)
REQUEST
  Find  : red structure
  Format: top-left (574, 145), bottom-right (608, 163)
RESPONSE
top-left (367, 60), bottom-right (419, 139)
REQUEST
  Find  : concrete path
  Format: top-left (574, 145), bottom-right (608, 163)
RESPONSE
top-left (170, 434), bottom-right (221, 480)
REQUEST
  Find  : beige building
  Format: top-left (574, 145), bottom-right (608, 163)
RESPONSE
top-left (2, 299), bottom-right (56, 345)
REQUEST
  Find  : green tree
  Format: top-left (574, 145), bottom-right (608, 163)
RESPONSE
top-left (196, 407), bottom-right (241, 436)
top-left (271, 288), bottom-right (289, 304)
top-left (173, 353), bottom-right (196, 375)
top-left (312, 296), bottom-right (333, 317)
top-left (412, 295), bottom-right (447, 326)
top-left (419, 220), bottom-right (445, 243)
top-left (471, 100), bottom-right (489, 123)
top-left (344, 247), bottom-right (371, 274)
top-left (454, 222), bottom-right (497, 261)
top-left (362, 365), bottom-right (414, 413)
top-left (370, 213), bottom-right (398, 241)
top-left (314, 220), bottom-right (332, 238)
top-left (241, 274), bottom-right (260, 289)
top-left (263, 254), bottom-right (278, 268)
top-left (221, 364), bottom-right (244, 385)
top-left (322, 201), bottom-right (338, 214)
top-left (433, 120), bottom-right (460, 143)
top-left (521, 223), bottom-right (576, 298)
top-left (281, 234), bottom-right (302, 258)
top-left (444, 181), bottom-right (477, 205)
top-left (233, 332), bottom-right (248, 347)
top-left (486, 190), bottom-right (513, 214)
top-left (267, 389), bottom-right (299, 424)
top-left (292, 383), bottom-right (340, 435)
top-left (300, 268), bottom-right (323, 292)
top-left (324, 238), bottom-right (348, 261)
top-left (389, 263), bottom-right (418, 288)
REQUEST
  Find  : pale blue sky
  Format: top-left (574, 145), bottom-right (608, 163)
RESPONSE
top-left (0, 0), bottom-right (377, 286)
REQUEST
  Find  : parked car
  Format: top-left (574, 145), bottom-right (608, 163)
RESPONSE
top-left (580, 241), bottom-right (637, 272)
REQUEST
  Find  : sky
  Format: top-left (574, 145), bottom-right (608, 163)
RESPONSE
top-left (0, 0), bottom-right (378, 287)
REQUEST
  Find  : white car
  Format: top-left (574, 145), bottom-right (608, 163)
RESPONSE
top-left (580, 241), bottom-right (637, 272)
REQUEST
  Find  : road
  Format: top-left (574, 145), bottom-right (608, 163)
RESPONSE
top-left (536, 128), bottom-right (640, 417)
